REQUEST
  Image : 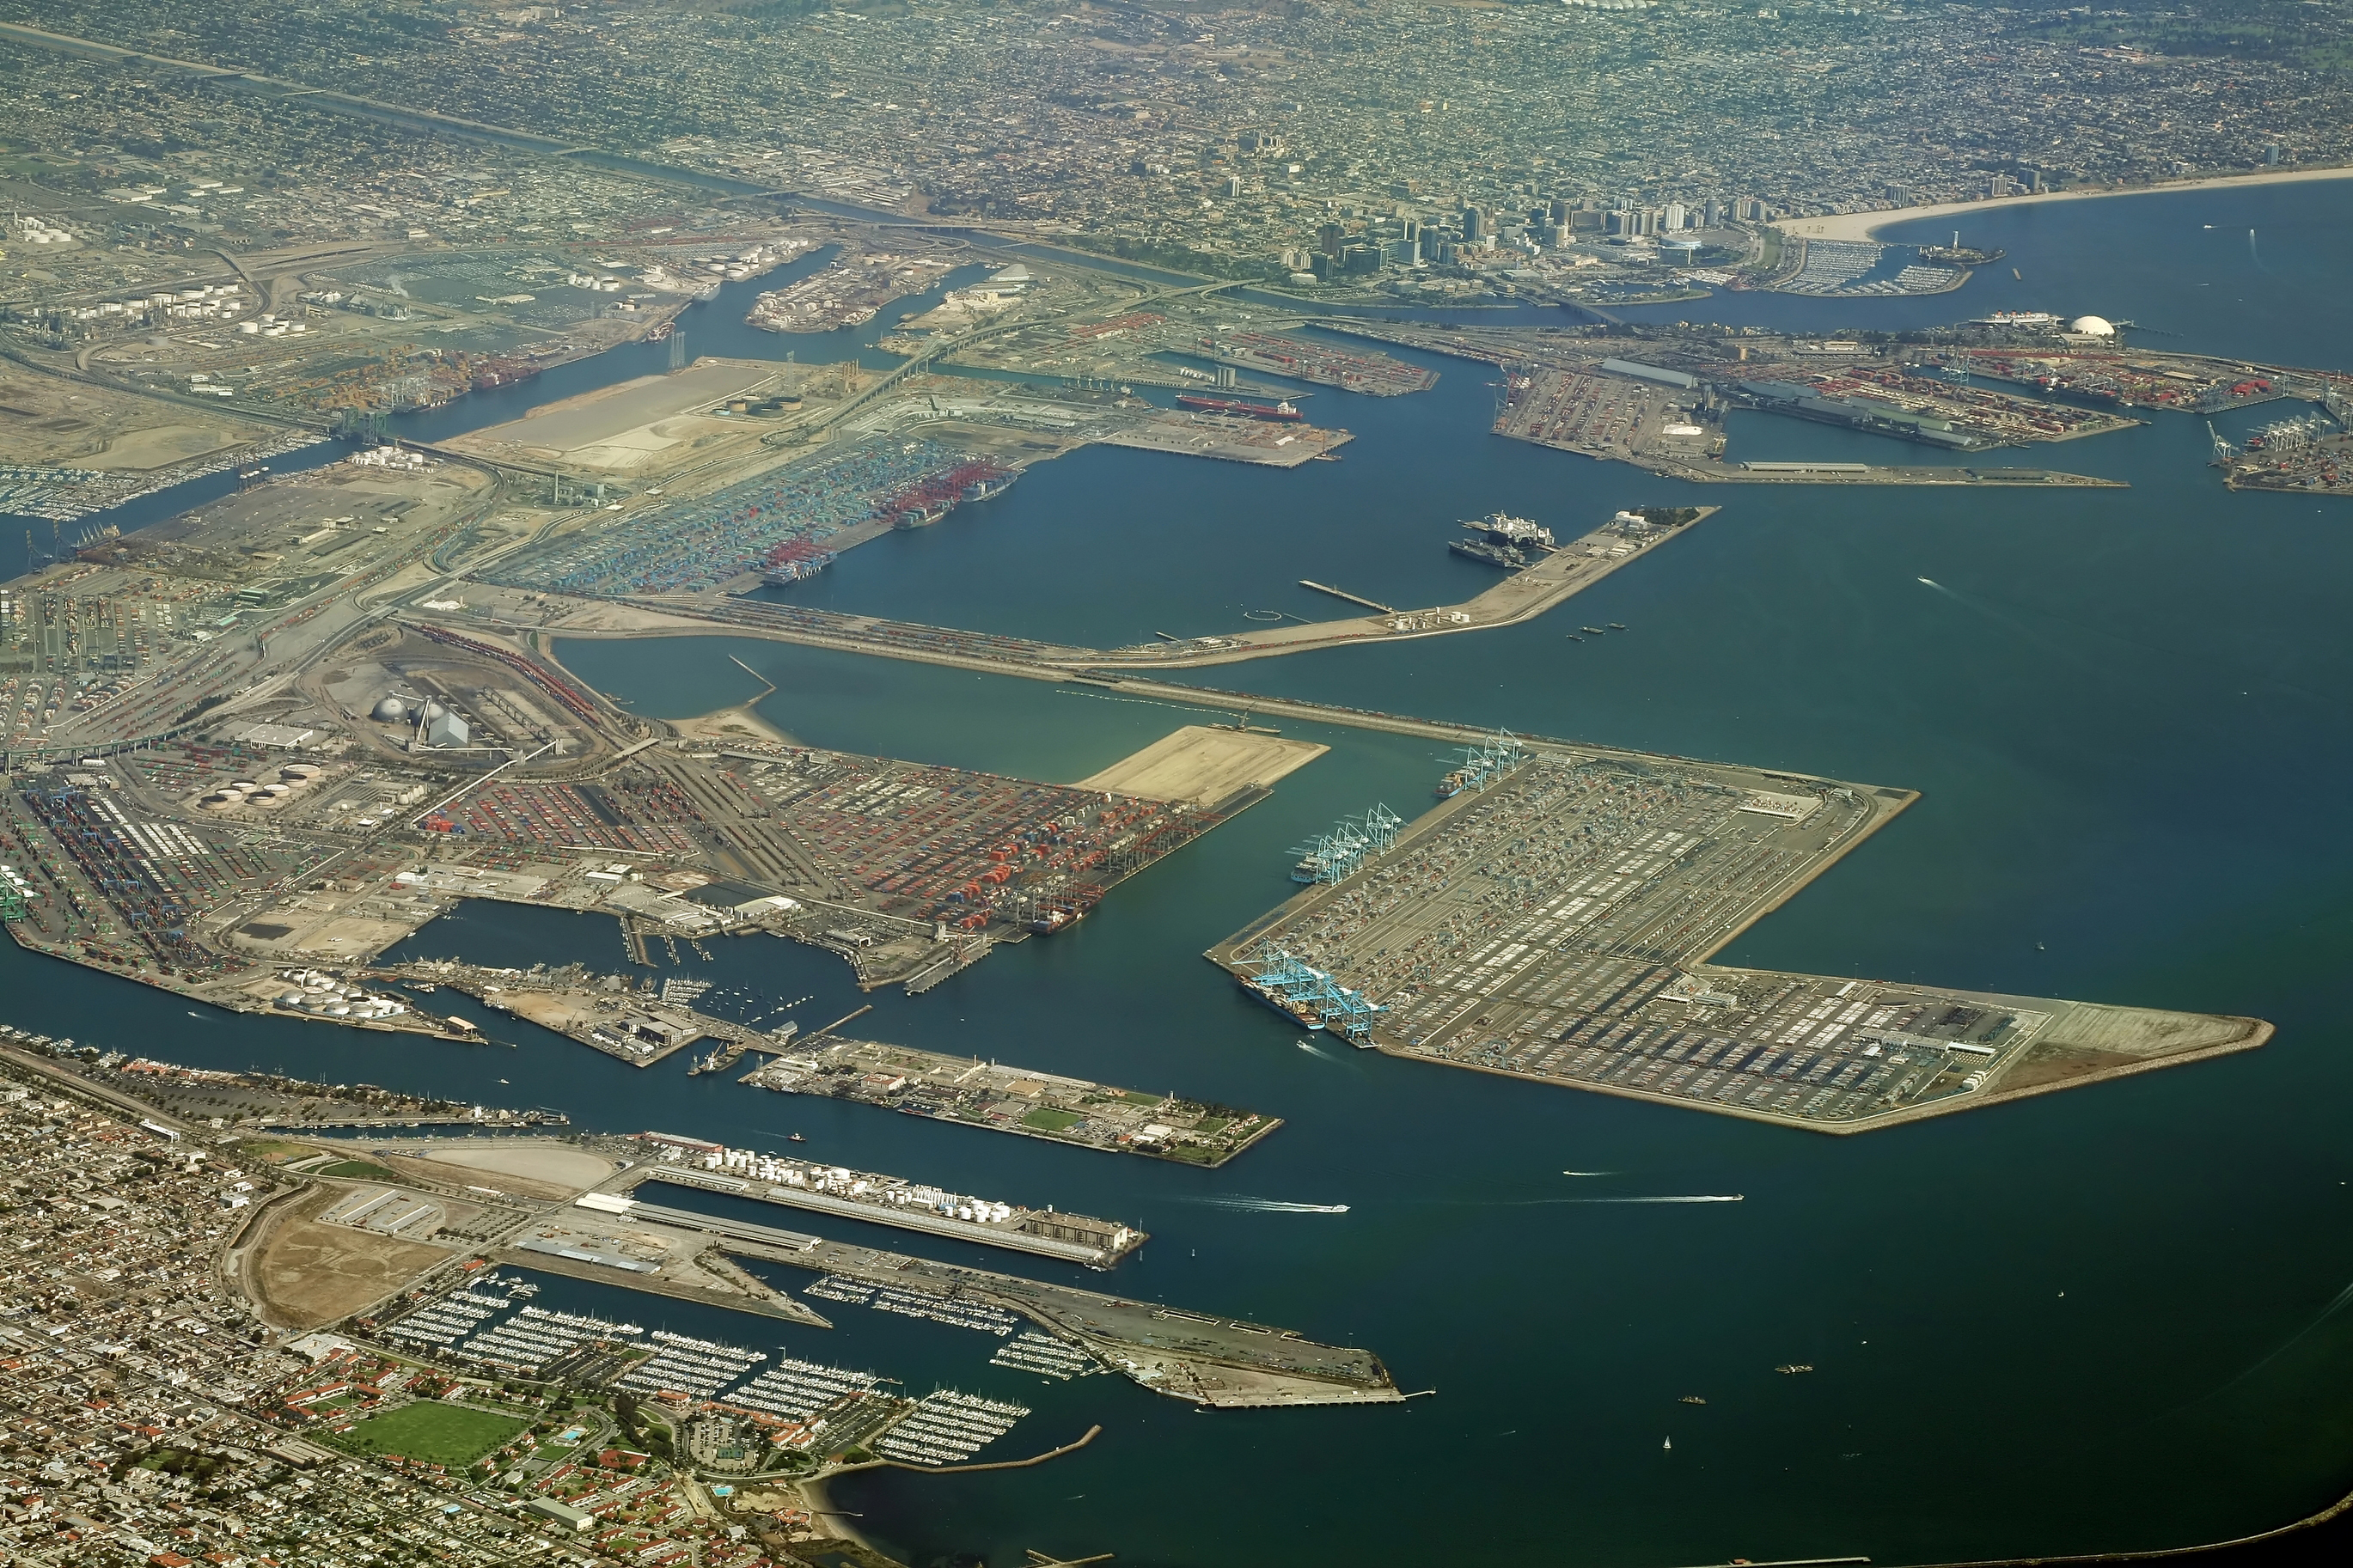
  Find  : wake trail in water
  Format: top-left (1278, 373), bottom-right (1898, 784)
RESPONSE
top-left (2249, 228), bottom-right (2265, 271)
top-left (1180, 1196), bottom-right (1352, 1214)
top-left (1420, 1194), bottom-right (1744, 1207)
top-left (1297, 1040), bottom-right (1342, 1060)
top-left (1561, 1170), bottom-right (1617, 1177)
top-left (2131, 1272), bottom-right (2353, 1434)
top-left (1558, 1195), bottom-right (1744, 1205)
top-left (1916, 574), bottom-right (2340, 720)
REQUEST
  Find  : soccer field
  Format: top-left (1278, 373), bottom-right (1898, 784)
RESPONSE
top-left (333, 1402), bottom-right (529, 1467)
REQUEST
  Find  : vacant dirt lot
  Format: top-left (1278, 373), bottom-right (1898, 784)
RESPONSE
top-left (243, 1184), bottom-right (453, 1328)
top-left (1074, 725), bottom-right (1327, 806)
top-left (0, 365), bottom-right (266, 469)
top-left (409, 1140), bottom-right (617, 1195)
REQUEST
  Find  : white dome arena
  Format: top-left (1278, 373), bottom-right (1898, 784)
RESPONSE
top-left (2069, 314), bottom-right (2116, 337)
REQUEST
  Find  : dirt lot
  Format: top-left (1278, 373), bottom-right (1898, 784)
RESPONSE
top-left (0, 364), bottom-right (266, 470)
top-left (405, 1140), bottom-right (617, 1196)
top-left (1074, 724), bottom-right (1327, 806)
top-left (445, 359), bottom-right (788, 473)
top-left (242, 1183), bottom-right (455, 1328)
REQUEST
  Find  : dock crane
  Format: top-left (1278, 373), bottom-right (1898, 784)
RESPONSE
top-left (2205, 418), bottom-right (2235, 467)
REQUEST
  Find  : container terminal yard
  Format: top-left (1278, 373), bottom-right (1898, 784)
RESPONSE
top-left (1207, 735), bottom-right (2270, 1132)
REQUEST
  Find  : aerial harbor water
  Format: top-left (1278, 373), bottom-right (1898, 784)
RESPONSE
top-left (6, 180), bottom-right (2352, 1568)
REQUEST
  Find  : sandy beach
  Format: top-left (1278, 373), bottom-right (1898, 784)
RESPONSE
top-left (1776, 163), bottom-right (2353, 243)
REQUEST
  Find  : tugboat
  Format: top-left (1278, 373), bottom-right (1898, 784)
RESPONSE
top-left (788, 1132), bottom-right (807, 1143)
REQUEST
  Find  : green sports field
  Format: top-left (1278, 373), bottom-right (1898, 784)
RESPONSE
top-left (332, 1401), bottom-right (528, 1466)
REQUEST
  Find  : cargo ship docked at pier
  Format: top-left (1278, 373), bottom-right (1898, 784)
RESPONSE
top-left (880, 461), bottom-right (1017, 530)
top-left (761, 540), bottom-right (836, 585)
top-left (1176, 394), bottom-right (1304, 422)
top-left (1450, 510), bottom-right (1555, 569)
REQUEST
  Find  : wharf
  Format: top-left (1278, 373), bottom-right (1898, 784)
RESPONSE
top-left (1705, 461), bottom-right (2125, 486)
top-left (551, 505), bottom-right (1707, 674)
top-left (737, 1031), bottom-right (1281, 1166)
top-left (1083, 505), bottom-right (1721, 668)
top-left (488, 1241), bottom-right (830, 1327)
top-left (248, 1113), bottom-right (565, 1132)
top-left (747, 1235), bottom-right (1399, 1407)
top-left (1099, 411), bottom-right (1352, 467)
top-left (608, 1137), bottom-right (1146, 1267)
top-left (1207, 735), bottom-right (2269, 1132)
top-left (608, 1168), bottom-right (1140, 1269)
top-left (1185, 329), bottom-right (1437, 396)
top-left (407, 967), bottom-right (712, 1067)
top-left (687, 1036), bottom-right (756, 1076)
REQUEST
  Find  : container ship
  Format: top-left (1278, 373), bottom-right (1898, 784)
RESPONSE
top-left (761, 540), bottom-right (835, 585)
top-left (469, 356), bottom-right (543, 393)
top-left (877, 461), bottom-right (1015, 530)
top-left (1176, 394), bottom-right (1304, 422)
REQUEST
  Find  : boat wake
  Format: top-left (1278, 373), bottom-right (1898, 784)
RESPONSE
top-left (1558, 1195), bottom-right (1744, 1205)
top-left (1420, 1193), bottom-right (1743, 1208)
top-left (1560, 1170), bottom-right (1617, 1177)
top-left (1183, 1196), bottom-right (1351, 1214)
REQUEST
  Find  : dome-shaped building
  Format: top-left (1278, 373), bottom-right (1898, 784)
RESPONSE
top-left (2069, 314), bottom-right (2116, 337)
top-left (371, 696), bottom-right (409, 722)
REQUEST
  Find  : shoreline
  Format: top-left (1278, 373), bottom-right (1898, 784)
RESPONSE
top-left (1776, 163), bottom-right (2353, 244)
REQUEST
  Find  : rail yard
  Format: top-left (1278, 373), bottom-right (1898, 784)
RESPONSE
top-left (1209, 736), bottom-right (2269, 1132)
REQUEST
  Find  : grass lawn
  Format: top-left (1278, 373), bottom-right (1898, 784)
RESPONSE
top-left (1021, 1107), bottom-right (1085, 1132)
top-left (333, 1401), bottom-right (528, 1466)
